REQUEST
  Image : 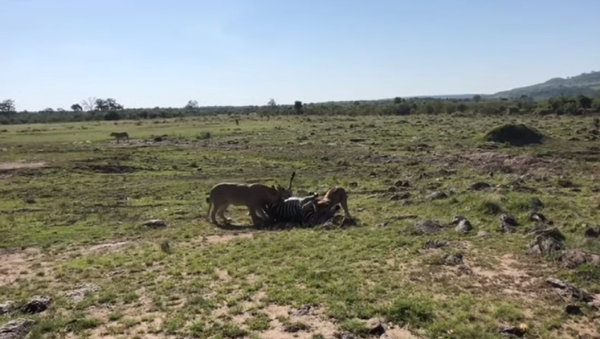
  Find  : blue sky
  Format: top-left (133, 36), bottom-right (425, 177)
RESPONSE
top-left (1, 0), bottom-right (599, 111)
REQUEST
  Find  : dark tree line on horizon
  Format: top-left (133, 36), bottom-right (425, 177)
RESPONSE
top-left (1, 94), bottom-right (600, 125)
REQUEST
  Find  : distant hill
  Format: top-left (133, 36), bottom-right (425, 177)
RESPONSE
top-left (488, 71), bottom-right (600, 100)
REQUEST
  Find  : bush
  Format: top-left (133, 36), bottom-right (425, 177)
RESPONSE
top-left (484, 123), bottom-right (545, 146)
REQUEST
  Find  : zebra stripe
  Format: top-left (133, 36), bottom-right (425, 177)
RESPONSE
top-left (265, 195), bottom-right (317, 224)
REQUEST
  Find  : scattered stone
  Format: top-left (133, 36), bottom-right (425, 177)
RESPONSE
top-left (499, 214), bottom-right (519, 233)
top-left (142, 219), bottom-right (166, 229)
top-left (394, 180), bottom-right (410, 188)
top-left (422, 240), bottom-right (449, 249)
top-left (291, 305), bottom-right (312, 317)
top-left (349, 138), bottom-right (366, 143)
top-left (366, 318), bottom-right (386, 337)
top-left (498, 324), bottom-right (525, 338)
top-left (387, 186), bottom-right (397, 193)
top-left (451, 216), bottom-right (473, 234)
top-left (0, 319), bottom-right (34, 339)
top-left (337, 333), bottom-right (357, 339)
top-left (0, 301), bottom-right (15, 315)
top-left (415, 220), bottom-right (443, 234)
top-left (160, 241), bottom-right (171, 253)
top-left (66, 284), bottom-right (100, 302)
top-left (470, 182), bottom-right (491, 191)
top-left (557, 178), bottom-right (575, 188)
top-left (565, 305), bottom-right (583, 316)
top-left (348, 182), bottom-right (358, 188)
top-left (546, 278), bottom-right (593, 303)
top-left (390, 194), bottom-right (400, 201)
top-left (530, 197), bottom-right (544, 211)
top-left (21, 296), bottom-right (51, 314)
top-left (457, 265), bottom-right (473, 276)
top-left (528, 227), bottom-right (565, 256)
top-left (584, 226), bottom-right (600, 238)
top-left (559, 250), bottom-right (600, 269)
top-left (427, 191), bottom-right (448, 200)
top-left (529, 212), bottom-right (548, 223)
top-left (443, 253), bottom-right (464, 266)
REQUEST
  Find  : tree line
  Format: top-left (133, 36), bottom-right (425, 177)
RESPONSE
top-left (1, 95), bottom-right (600, 125)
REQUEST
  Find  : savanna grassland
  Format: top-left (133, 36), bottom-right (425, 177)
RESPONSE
top-left (1, 114), bottom-right (600, 339)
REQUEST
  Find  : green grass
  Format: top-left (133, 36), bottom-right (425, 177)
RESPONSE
top-left (1, 114), bottom-right (600, 339)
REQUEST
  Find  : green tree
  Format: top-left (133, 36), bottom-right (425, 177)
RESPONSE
top-left (473, 95), bottom-right (482, 103)
top-left (578, 95), bottom-right (593, 109)
top-left (104, 111), bottom-right (121, 121)
top-left (0, 99), bottom-right (16, 115)
top-left (185, 100), bottom-right (199, 111)
top-left (294, 101), bottom-right (303, 114)
top-left (71, 104), bottom-right (83, 112)
top-left (393, 97), bottom-right (403, 104)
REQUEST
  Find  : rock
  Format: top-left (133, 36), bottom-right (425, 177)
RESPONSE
top-left (451, 216), bottom-right (473, 234)
top-left (584, 227), bottom-right (600, 238)
top-left (0, 319), bottom-right (34, 339)
top-left (0, 301), bottom-right (15, 315)
top-left (415, 220), bottom-right (443, 234)
top-left (565, 305), bottom-right (583, 315)
top-left (528, 227), bottom-right (565, 256)
top-left (455, 219), bottom-right (473, 234)
top-left (422, 240), bottom-right (449, 249)
top-left (142, 219), bottom-right (166, 229)
top-left (498, 324), bottom-right (525, 338)
top-left (390, 192), bottom-right (410, 201)
top-left (427, 191), bottom-right (447, 200)
top-left (366, 318), bottom-right (386, 337)
top-left (470, 182), bottom-right (491, 191)
top-left (21, 296), bottom-right (51, 314)
top-left (160, 241), bottom-right (171, 253)
top-left (389, 194), bottom-right (400, 201)
top-left (530, 197), bottom-right (544, 211)
top-left (66, 284), bottom-right (100, 302)
top-left (528, 212), bottom-right (548, 223)
top-left (394, 180), bottom-right (410, 188)
top-left (379, 222), bottom-right (390, 227)
top-left (560, 250), bottom-right (600, 269)
top-left (387, 186), bottom-right (397, 193)
top-left (348, 182), bottom-right (358, 188)
top-left (338, 333), bottom-right (357, 339)
top-left (546, 278), bottom-right (593, 303)
top-left (443, 253), bottom-right (464, 266)
top-left (291, 305), bottom-right (312, 317)
top-left (499, 214), bottom-right (518, 233)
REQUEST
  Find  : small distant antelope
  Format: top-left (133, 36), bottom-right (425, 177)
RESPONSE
top-left (110, 132), bottom-right (129, 144)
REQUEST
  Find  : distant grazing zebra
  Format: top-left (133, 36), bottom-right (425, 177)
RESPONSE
top-left (110, 132), bottom-right (129, 143)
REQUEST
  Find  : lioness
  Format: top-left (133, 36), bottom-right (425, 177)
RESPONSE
top-left (110, 132), bottom-right (129, 143)
top-left (206, 183), bottom-right (289, 226)
top-left (313, 186), bottom-right (352, 219)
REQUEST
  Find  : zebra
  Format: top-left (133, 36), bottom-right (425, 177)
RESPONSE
top-left (263, 194), bottom-right (339, 227)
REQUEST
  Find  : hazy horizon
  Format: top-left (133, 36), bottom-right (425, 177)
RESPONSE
top-left (2, 0), bottom-right (600, 111)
